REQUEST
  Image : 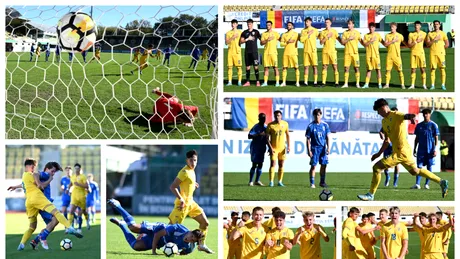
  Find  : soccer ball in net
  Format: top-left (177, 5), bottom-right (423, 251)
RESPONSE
top-left (57, 12), bottom-right (96, 52)
top-left (163, 242), bottom-right (179, 257)
top-left (319, 189), bottom-right (333, 201)
top-left (60, 238), bottom-right (73, 250)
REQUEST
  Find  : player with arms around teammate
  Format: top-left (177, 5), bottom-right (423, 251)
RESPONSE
top-left (412, 109), bottom-right (439, 190)
top-left (358, 214), bottom-right (376, 259)
top-left (230, 207), bottom-right (267, 259)
top-left (358, 98), bottom-right (448, 201)
top-left (383, 23), bottom-right (406, 89)
top-left (226, 19), bottom-right (243, 86)
top-left (266, 110), bottom-right (290, 187)
top-left (408, 21), bottom-right (428, 89)
top-left (293, 211), bottom-right (330, 259)
top-left (280, 22), bottom-right (300, 87)
top-left (265, 211), bottom-right (294, 259)
top-left (415, 211), bottom-right (453, 259)
top-left (86, 174), bottom-right (99, 224)
top-left (381, 207), bottom-right (408, 259)
top-left (260, 21), bottom-right (281, 86)
top-left (319, 18), bottom-right (340, 87)
top-left (67, 163), bottom-right (91, 233)
top-left (300, 17), bottom-right (319, 87)
top-left (361, 22), bottom-right (384, 88)
top-left (341, 19), bottom-right (362, 88)
top-left (426, 20), bottom-right (449, 90)
top-left (248, 113), bottom-right (268, 186)
top-left (305, 109), bottom-right (331, 188)
top-left (168, 150), bottom-right (214, 254)
top-left (227, 212), bottom-right (242, 259)
top-left (240, 19), bottom-right (262, 86)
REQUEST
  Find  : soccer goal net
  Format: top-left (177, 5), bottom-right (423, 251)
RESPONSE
top-left (5, 5), bottom-right (218, 139)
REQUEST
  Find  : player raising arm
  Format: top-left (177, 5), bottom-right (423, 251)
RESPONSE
top-left (230, 207), bottom-right (267, 259)
top-left (266, 110), bottom-right (290, 187)
top-left (414, 211), bottom-right (453, 259)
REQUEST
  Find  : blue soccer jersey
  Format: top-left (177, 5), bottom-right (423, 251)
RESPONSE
top-left (22, 171), bottom-right (53, 224)
top-left (163, 47), bottom-right (172, 58)
top-left (305, 121), bottom-right (330, 147)
top-left (86, 181), bottom-right (99, 207)
top-left (139, 222), bottom-right (196, 254)
top-left (30, 45), bottom-right (35, 53)
top-left (192, 48), bottom-right (201, 59)
top-left (209, 48), bottom-right (217, 61)
top-left (61, 176), bottom-right (71, 206)
top-left (249, 123), bottom-right (267, 163)
top-left (415, 121), bottom-right (439, 155)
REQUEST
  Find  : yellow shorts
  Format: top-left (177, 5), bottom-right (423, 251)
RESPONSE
top-left (270, 149), bottom-right (286, 161)
top-left (25, 194), bottom-right (56, 219)
top-left (366, 56), bottom-right (381, 70)
top-left (381, 151), bottom-right (417, 172)
top-left (264, 53), bottom-right (278, 68)
top-left (95, 53), bottom-right (101, 58)
top-left (228, 54), bottom-right (242, 68)
top-left (443, 241), bottom-right (449, 253)
top-left (344, 53), bottom-right (360, 67)
top-left (227, 244), bottom-right (242, 259)
top-left (132, 57), bottom-right (139, 62)
top-left (303, 51), bottom-right (318, 66)
top-left (386, 55), bottom-right (403, 71)
top-left (168, 200), bottom-right (203, 224)
top-left (322, 51), bottom-right (337, 65)
top-left (411, 54), bottom-right (426, 68)
top-left (430, 54), bottom-right (446, 69)
top-left (347, 249), bottom-right (368, 259)
top-left (283, 55), bottom-right (298, 68)
top-left (71, 194), bottom-right (87, 209)
top-left (364, 246), bottom-right (376, 259)
top-left (423, 253), bottom-right (444, 259)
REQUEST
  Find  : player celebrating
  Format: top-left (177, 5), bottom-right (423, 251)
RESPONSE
top-left (436, 212), bottom-right (453, 259)
top-left (132, 48), bottom-right (141, 63)
top-left (67, 163), bottom-right (90, 233)
top-left (408, 21), bottom-right (428, 89)
top-left (341, 19), bottom-right (361, 88)
top-left (319, 18), bottom-right (340, 87)
top-left (426, 20), bottom-right (449, 90)
top-left (240, 19), bottom-right (262, 87)
top-left (361, 22), bottom-right (383, 88)
top-left (381, 207), bottom-right (408, 259)
top-left (412, 109), bottom-right (439, 189)
top-left (239, 211), bottom-right (252, 227)
top-left (266, 211), bottom-right (294, 259)
top-left (88, 42), bottom-right (101, 63)
top-left (131, 44), bottom-right (154, 75)
top-left (266, 110), bottom-right (290, 187)
top-left (300, 17), bottom-right (319, 86)
top-left (248, 113), bottom-right (268, 186)
top-left (61, 166), bottom-right (72, 224)
top-left (226, 19), bottom-right (243, 86)
top-left (149, 87), bottom-right (197, 127)
top-left (412, 212), bottom-right (429, 258)
top-left (379, 107), bottom-right (400, 188)
top-left (383, 23), bottom-right (406, 89)
top-left (230, 207), bottom-right (267, 259)
top-left (227, 212), bottom-right (242, 259)
top-left (293, 211), bottom-right (329, 259)
top-left (358, 98), bottom-right (448, 201)
top-left (86, 174), bottom-right (99, 224)
top-left (260, 21), bottom-right (281, 86)
top-left (168, 150), bottom-right (214, 254)
top-left (280, 22), bottom-right (300, 87)
top-left (163, 45), bottom-right (173, 66)
top-left (358, 214), bottom-right (376, 259)
top-left (415, 211), bottom-right (453, 259)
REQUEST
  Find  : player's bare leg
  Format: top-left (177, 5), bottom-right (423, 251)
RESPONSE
top-left (312, 66), bottom-right (318, 86)
top-left (309, 165), bottom-right (316, 188)
top-left (321, 64), bottom-right (328, 87)
top-left (332, 64), bottom-right (339, 87)
top-left (18, 219), bottom-right (37, 250)
top-left (281, 67), bottom-right (288, 87)
top-left (277, 160), bottom-right (285, 186)
top-left (193, 213), bottom-right (214, 254)
top-left (269, 157), bottom-right (276, 186)
top-left (304, 66), bottom-right (310, 86)
top-left (342, 66), bottom-right (350, 88)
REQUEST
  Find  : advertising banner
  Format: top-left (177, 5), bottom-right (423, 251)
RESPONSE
top-left (225, 12), bottom-right (254, 22)
top-left (282, 11), bottom-right (305, 28)
top-left (349, 98), bottom-right (382, 132)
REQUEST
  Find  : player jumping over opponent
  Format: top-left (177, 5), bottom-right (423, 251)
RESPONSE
top-left (248, 113), bottom-right (268, 186)
top-left (149, 87), bottom-right (197, 127)
top-left (358, 98), bottom-right (448, 201)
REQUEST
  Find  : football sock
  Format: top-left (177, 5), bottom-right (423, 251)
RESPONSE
top-left (255, 68), bottom-right (260, 81)
top-left (334, 71), bottom-right (339, 84)
top-left (393, 172), bottom-right (399, 185)
top-left (441, 68), bottom-right (446, 85)
top-left (365, 75), bottom-right (371, 85)
top-left (422, 72), bottom-right (426, 86)
top-left (112, 203), bottom-right (135, 226)
top-left (255, 168), bottom-right (262, 182)
top-left (369, 166), bottom-right (382, 195)
top-left (322, 69), bottom-right (327, 84)
top-left (314, 74), bottom-right (318, 83)
top-left (228, 68), bottom-right (232, 83)
top-left (411, 72), bottom-right (416, 86)
top-left (344, 72), bottom-right (349, 84)
top-left (269, 167), bottom-right (275, 182)
top-left (320, 173), bottom-right (326, 184)
top-left (20, 227), bottom-right (35, 244)
top-left (310, 177), bottom-right (315, 185)
top-left (278, 168), bottom-right (285, 182)
top-left (246, 69), bottom-right (251, 82)
top-left (378, 76), bottom-right (382, 85)
top-left (39, 229), bottom-right (50, 241)
top-left (399, 71), bottom-right (404, 85)
top-left (386, 70), bottom-right (391, 85)
top-left (237, 67), bottom-right (243, 82)
top-left (384, 170), bottom-right (389, 179)
top-left (118, 223), bottom-right (137, 249)
top-left (304, 70), bottom-right (309, 83)
top-left (78, 216), bottom-right (83, 229)
top-left (295, 69), bottom-right (300, 84)
top-left (431, 70), bottom-right (436, 85)
top-left (53, 212), bottom-right (71, 228)
top-left (64, 211), bottom-right (68, 219)
top-left (418, 168), bottom-right (440, 184)
top-left (264, 75), bottom-right (268, 84)
top-left (275, 75), bottom-right (280, 84)
top-left (416, 175), bottom-right (422, 185)
top-left (91, 211), bottom-right (96, 221)
top-left (199, 228), bottom-right (208, 243)
top-left (249, 168), bottom-right (255, 182)
top-left (426, 165), bottom-right (432, 185)
top-left (282, 69), bottom-right (287, 83)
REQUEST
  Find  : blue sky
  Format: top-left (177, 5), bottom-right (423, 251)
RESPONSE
top-left (9, 6), bottom-right (217, 27)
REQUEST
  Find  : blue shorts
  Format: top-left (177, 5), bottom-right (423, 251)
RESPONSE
top-left (39, 210), bottom-right (53, 225)
top-left (62, 196), bottom-right (70, 207)
top-left (86, 198), bottom-right (95, 207)
top-left (310, 146), bottom-right (328, 166)
top-left (383, 146), bottom-right (393, 158)
top-left (417, 153), bottom-right (435, 168)
top-left (251, 151), bottom-right (265, 163)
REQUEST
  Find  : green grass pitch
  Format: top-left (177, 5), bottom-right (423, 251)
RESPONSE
top-left (5, 52), bottom-right (216, 139)
top-left (223, 48), bottom-right (454, 92)
top-left (106, 216), bottom-right (217, 258)
top-left (224, 172), bottom-right (455, 201)
top-left (5, 212), bottom-right (101, 258)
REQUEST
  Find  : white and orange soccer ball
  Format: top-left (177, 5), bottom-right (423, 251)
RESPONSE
top-left (57, 12), bottom-right (97, 52)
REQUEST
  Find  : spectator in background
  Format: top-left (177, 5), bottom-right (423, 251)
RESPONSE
top-left (440, 139), bottom-right (449, 171)
top-left (448, 141), bottom-right (454, 169)
top-left (451, 29), bottom-right (455, 47)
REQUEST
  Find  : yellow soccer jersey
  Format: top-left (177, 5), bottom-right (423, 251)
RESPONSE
top-left (300, 27), bottom-right (319, 53)
top-left (385, 32), bottom-right (404, 58)
top-left (421, 226), bottom-right (445, 253)
top-left (239, 222), bottom-right (267, 259)
top-left (263, 217), bottom-right (277, 231)
top-left (224, 228), bottom-right (230, 259)
top-left (22, 172), bottom-right (42, 197)
top-left (381, 111), bottom-right (411, 155)
top-left (382, 222), bottom-right (408, 258)
top-left (319, 29), bottom-right (339, 54)
top-left (342, 218), bottom-right (358, 245)
top-left (71, 173), bottom-right (87, 197)
top-left (262, 31), bottom-right (280, 55)
top-left (176, 165), bottom-right (196, 203)
top-left (280, 30), bottom-right (299, 56)
top-left (409, 31), bottom-right (427, 55)
top-left (358, 223), bottom-right (374, 249)
top-left (297, 225), bottom-right (325, 259)
top-left (363, 33), bottom-right (382, 58)
top-left (439, 219), bottom-right (452, 245)
top-left (343, 29), bottom-right (361, 55)
top-left (140, 49), bottom-right (151, 63)
top-left (266, 120), bottom-right (289, 152)
top-left (266, 227), bottom-right (294, 259)
top-left (228, 223), bottom-right (242, 249)
top-left (243, 219), bottom-right (254, 227)
top-left (36, 46), bottom-right (41, 53)
top-left (226, 29), bottom-right (242, 55)
top-left (428, 31), bottom-right (448, 55)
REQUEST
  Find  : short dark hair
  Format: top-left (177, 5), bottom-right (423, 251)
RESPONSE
top-left (247, 19), bottom-right (254, 24)
top-left (379, 209), bottom-right (388, 214)
top-left (274, 110), bottom-right (282, 116)
top-left (362, 214), bottom-right (369, 220)
top-left (231, 211), bottom-right (239, 217)
top-left (287, 22), bottom-right (294, 27)
top-left (325, 18), bottom-right (332, 22)
top-left (422, 108), bottom-right (432, 115)
top-left (368, 22), bottom-right (376, 28)
top-left (305, 17), bottom-right (312, 22)
top-left (349, 207), bottom-right (360, 214)
top-left (347, 19), bottom-right (354, 24)
top-left (44, 161), bottom-right (63, 172)
top-left (242, 211), bottom-right (251, 217)
top-left (65, 166), bottom-right (72, 170)
top-left (24, 158), bottom-right (38, 167)
top-left (390, 22), bottom-right (397, 27)
top-left (191, 229), bottom-right (204, 240)
top-left (231, 19), bottom-right (238, 24)
top-left (391, 107), bottom-right (398, 111)
top-left (367, 212), bottom-right (375, 217)
top-left (148, 44), bottom-right (153, 49)
top-left (433, 20), bottom-right (441, 25)
top-left (186, 150), bottom-right (198, 158)
top-left (414, 21), bottom-right (422, 26)
top-left (74, 163), bottom-right (82, 168)
top-left (436, 211), bottom-right (443, 216)
top-left (313, 108), bottom-right (322, 116)
top-left (419, 212), bottom-right (428, 218)
top-left (272, 207), bottom-right (281, 214)
top-left (273, 210), bottom-right (286, 219)
top-left (259, 113), bottom-right (266, 118)
top-left (373, 98), bottom-right (389, 111)
top-left (252, 206), bottom-right (264, 214)
top-left (266, 21), bottom-right (273, 25)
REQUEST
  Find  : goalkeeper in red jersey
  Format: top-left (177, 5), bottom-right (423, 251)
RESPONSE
top-left (150, 87), bottom-right (198, 127)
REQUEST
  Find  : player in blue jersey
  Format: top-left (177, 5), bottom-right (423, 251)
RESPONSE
top-left (81, 50), bottom-right (87, 63)
top-left (29, 44), bottom-right (35, 62)
top-left (45, 44), bottom-right (51, 62)
top-left (189, 47), bottom-right (201, 69)
top-left (55, 44), bottom-right (61, 62)
top-left (86, 174), bottom-right (99, 224)
top-left (248, 113), bottom-right (268, 186)
top-left (305, 109), bottom-right (331, 188)
top-left (69, 52), bottom-right (73, 62)
top-left (379, 108), bottom-right (400, 187)
top-left (163, 45), bottom-right (173, 66)
top-left (207, 43), bottom-right (217, 72)
top-left (61, 166), bottom-right (72, 222)
top-left (412, 108), bottom-right (439, 189)
top-left (108, 199), bottom-right (202, 255)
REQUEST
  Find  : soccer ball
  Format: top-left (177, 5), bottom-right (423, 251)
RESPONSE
top-left (60, 238), bottom-right (72, 250)
top-left (319, 189), bottom-right (333, 201)
top-left (163, 242), bottom-right (179, 257)
top-left (57, 12), bottom-right (97, 52)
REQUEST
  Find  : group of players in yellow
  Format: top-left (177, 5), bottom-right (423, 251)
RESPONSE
top-left (226, 18), bottom-right (449, 89)
top-left (224, 207), bottom-right (333, 259)
top-left (342, 206), bottom-right (454, 259)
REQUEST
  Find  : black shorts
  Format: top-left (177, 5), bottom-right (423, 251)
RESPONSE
top-left (245, 52), bottom-right (259, 66)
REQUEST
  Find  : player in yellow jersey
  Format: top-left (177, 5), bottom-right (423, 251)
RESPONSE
top-left (341, 19), bottom-right (362, 88)
top-left (412, 212), bottom-right (429, 258)
top-left (358, 214), bottom-right (376, 259)
top-left (361, 22), bottom-right (384, 88)
top-left (261, 20), bottom-right (281, 87)
top-left (201, 48), bottom-right (208, 60)
top-left (358, 98), bottom-right (449, 201)
top-left (381, 207), bottom-right (408, 259)
top-left (262, 207), bottom-right (281, 231)
top-left (88, 43), bottom-right (101, 63)
top-left (293, 211), bottom-right (330, 259)
top-left (319, 18), bottom-right (340, 87)
top-left (131, 48), bottom-right (141, 63)
top-left (231, 207), bottom-right (267, 259)
top-left (35, 44), bottom-right (41, 60)
top-left (426, 20), bottom-right (449, 90)
top-left (224, 224), bottom-right (230, 259)
top-left (436, 212), bottom-right (452, 259)
top-left (266, 110), bottom-right (290, 187)
top-left (407, 21), bottom-right (428, 89)
top-left (227, 212), bottom-right (242, 259)
top-left (226, 19), bottom-right (243, 86)
top-left (168, 150), bottom-right (214, 254)
top-left (415, 211), bottom-right (453, 259)
top-left (383, 23), bottom-right (406, 89)
top-left (300, 17), bottom-right (319, 86)
top-left (130, 44), bottom-right (154, 75)
top-left (67, 163), bottom-right (90, 234)
top-left (280, 22), bottom-right (299, 87)
top-left (239, 211), bottom-right (252, 227)
top-left (154, 47), bottom-right (162, 60)
top-left (265, 211), bottom-right (294, 259)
